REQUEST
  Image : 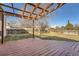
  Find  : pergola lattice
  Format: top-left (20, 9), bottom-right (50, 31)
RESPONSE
top-left (0, 3), bottom-right (65, 20)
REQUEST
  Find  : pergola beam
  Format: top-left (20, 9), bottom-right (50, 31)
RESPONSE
top-left (50, 3), bottom-right (65, 13)
top-left (0, 3), bottom-right (37, 16)
top-left (30, 3), bottom-right (40, 19)
top-left (27, 3), bottom-right (49, 12)
top-left (45, 3), bottom-right (54, 9)
top-left (11, 3), bottom-right (15, 13)
top-left (0, 11), bottom-right (33, 19)
top-left (30, 3), bottom-right (40, 16)
top-left (35, 3), bottom-right (54, 19)
top-left (0, 3), bottom-right (65, 20)
top-left (22, 3), bottom-right (27, 17)
top-left (36, 3), bottom-right (65, 19)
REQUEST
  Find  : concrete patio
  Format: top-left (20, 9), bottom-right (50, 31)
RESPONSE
top-left (0, 38), bottom-right (79, 56)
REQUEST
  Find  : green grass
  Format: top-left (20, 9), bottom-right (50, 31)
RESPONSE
top-left (0, 32), bottom-right (79, 43)
top-left (4, 34), bottom-right (33, 42)
top-left (36, 35), bottom-right (78, 42)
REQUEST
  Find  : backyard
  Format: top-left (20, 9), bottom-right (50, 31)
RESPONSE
top-left (0, 3), bottom-right (79, 56)
top-left (0, 31), bottom-right (79, 43)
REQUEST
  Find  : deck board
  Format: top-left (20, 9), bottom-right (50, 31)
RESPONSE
top-left (0, 38), bottom-right (79, 56)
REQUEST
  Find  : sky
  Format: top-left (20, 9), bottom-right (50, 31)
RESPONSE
top-left (48, 3), bottom-right (79, 28)
top-left (2, 3), bottom-right (79, 28)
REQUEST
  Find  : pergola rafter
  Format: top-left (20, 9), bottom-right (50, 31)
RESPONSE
top-left (22, 3), bottom-right (27, 17)
top-left (11, 3), bottom-right (15, 13)
top-left (28, 3), bottom-right (49, 13)
top-left (0, 11), bottom-right (33, 19)
top-left (29, 3), bottom-right (40, 19)
top-left (0, 3), bottom-right (65, 20)
top-left (0, 3), bottom-right (37, 17)
top-left (35, 3), bottom-right (54, 19)
top-left (50, 3), bottom-right (65, 13)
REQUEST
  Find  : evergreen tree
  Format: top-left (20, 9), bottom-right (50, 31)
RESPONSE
top-left (65, 20), bottom-right (74, 30)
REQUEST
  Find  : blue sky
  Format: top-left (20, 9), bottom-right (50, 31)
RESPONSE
top-left (2, 3), bottom-right (79, 28)
top-left (48, 3), bottom-right (79, 27)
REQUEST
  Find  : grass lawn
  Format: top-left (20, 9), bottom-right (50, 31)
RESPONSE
top-left (36, 32), bottom-right (79, 41)
top-left (0, 31), bottom-right (79, 43)
top-left (3, 34), bottom-right (33, 42)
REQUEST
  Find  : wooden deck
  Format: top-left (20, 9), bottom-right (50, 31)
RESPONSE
top-left (0, 38), bottom-right (79, 56)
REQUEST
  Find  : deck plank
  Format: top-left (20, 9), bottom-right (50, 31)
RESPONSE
top-left (0, 38), bottom-right (79, 56)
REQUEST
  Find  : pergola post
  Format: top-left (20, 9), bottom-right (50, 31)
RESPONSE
top-left (1, 12), bottom-right (4, 44)
top-left (33, 19), bottom-right (35, 38)
top-left (0, 7), bottom-right (4, 44)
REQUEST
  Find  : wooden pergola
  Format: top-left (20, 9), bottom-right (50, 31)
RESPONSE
top-left (0, 3), bottom-right (65, 44)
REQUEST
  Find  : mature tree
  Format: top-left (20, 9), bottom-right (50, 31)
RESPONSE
top-left (38, 16), bottom-right (49, 33)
